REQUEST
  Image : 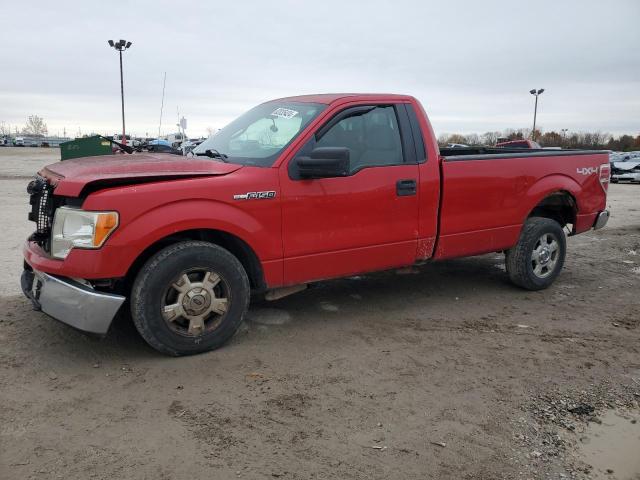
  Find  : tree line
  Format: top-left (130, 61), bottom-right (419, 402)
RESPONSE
top-left (438, 128), bottom-right (640, 151)
top-left (4, 115), bottom-right (640, 152)
top-left (0, 115), bottom-right (49, 137)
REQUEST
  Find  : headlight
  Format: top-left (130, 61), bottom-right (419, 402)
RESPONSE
top-left (51, 207), bottom-right (119, 259)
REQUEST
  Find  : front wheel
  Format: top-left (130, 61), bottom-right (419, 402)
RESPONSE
top-left (130, 241), bottom-right (250, 356)
top-left (505, 217), bottom-right (566, 291)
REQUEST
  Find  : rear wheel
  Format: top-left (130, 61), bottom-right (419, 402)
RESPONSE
top-left (131, 241), bottom-right (250, 356)
top-left (505, 217), bottom-right (566, 291)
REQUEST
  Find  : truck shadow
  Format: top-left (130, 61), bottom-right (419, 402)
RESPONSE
top-left (258, 254), bottom-right (513, 326)
top-left (4, 253), bottom-right (518, 362)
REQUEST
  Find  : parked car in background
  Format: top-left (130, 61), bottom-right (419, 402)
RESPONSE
top-left (112, 134), bottom-right (128, 144)
top-left (14, 137), bottom-right (25, 146)
top-left (496, 139), bottom-right (542, 149)
top-left (112, 134), bottom-right (141, 147)
top-left (619, 152), bottom-right (640, 162)
top-left (138, 138), bottom-right (157, 150)
top-left (609, 152), bottom-right (623, 163)
top-left (610, 151), bottom-right (640, 166)
top-left (611, 160), bottom-right (640, 183)
top-left (146, 139), bottom-right (182, 155)
top-left (26, 138), bottom-right (40, 147)
top-left (181, 138), bottom-right (205, 155)
top-left (162, 132), bottom-right (187, 148)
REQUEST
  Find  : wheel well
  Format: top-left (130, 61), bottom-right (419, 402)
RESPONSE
top-left (125, 229), bottom-right (266, 293)
top-left (528, 191), bottom-right (577, 230)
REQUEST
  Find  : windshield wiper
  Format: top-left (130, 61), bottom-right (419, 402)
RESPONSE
top-left (196, 149), bottom-right (229, 162)
top-left (99, 135), bottom-right (134, 154)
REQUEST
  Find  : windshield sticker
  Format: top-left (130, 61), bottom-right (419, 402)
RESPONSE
top-left (270, 108), bottom-right (298, 119)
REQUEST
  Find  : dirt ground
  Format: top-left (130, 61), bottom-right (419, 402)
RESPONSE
top-left (1, 147), bottom-right (638, 480)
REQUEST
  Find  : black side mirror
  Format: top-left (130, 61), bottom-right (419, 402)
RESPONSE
top-left (295, 147), bottom-right (350, 179)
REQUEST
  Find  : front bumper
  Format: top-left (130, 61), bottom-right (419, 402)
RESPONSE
top-left (21, 268), bottom-right (125, 335)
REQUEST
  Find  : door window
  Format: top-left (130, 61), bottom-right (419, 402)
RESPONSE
top-left (315, 106), bottom-right (405, 172)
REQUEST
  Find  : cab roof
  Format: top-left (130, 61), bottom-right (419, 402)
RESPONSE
top-left (271, 93), bottom-right (414, 104)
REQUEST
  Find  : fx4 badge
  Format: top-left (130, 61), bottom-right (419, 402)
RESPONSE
top-left (233, 191), bottom-right (277, 201)
top-left (576, 167), bottom-right (599, 175)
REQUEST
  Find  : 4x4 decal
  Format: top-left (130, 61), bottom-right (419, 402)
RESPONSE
top-left (576, 167), bottom-right (599, 175)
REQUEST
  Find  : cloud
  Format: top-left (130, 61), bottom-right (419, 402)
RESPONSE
top-left (1, 0), bottom-right (638, 137)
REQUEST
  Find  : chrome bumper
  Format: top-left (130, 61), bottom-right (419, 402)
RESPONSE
top-left (21, 269), bottom-right (125, 335)
top-left (593, 210), bottom-right (609, 230)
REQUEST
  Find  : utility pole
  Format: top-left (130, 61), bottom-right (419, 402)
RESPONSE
top-left (529, 88), bottom-right (545, 141)
top-left (107, 39), bottom-right (132, 145)
top-left (158, 72), bottom-right (166, 140)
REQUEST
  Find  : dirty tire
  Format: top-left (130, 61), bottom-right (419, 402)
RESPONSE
top-left (505, 217), bottom-right (566, 291)
top-left (131, 241), bottom-right (250, 356)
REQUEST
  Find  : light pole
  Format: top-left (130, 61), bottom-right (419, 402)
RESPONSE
top-left (107, 39), bottom-right (132, 145)
top-left (529, 88), bottom-right (544, 141)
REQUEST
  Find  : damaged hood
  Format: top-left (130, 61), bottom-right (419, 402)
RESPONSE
top-left (41, 153), bottom-right (242, 196)
top-left (612, 161), bottom-right (640, 171)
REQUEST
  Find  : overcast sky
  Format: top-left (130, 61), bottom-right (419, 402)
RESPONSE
top-left (1, 0), bottom-right (638, 138)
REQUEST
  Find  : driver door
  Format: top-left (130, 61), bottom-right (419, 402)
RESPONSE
top-left (279, 104), bottom-right (420, 285)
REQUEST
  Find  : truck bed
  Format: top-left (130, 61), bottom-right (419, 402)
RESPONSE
top-left (434, 147), bottom-right (609, 260)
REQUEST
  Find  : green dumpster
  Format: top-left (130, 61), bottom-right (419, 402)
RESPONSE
top-left (60, 135), bottom-right (113, 161)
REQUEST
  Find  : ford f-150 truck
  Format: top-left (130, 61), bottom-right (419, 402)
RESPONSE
top-left (21, 94), bottom-right (611, 356)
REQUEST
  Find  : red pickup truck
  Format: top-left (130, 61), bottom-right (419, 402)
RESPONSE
top-left (22, 94), bottom-right (611, 355)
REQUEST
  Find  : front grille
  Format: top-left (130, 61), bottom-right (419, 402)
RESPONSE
top-left (27, 176), bottom-right (55, 251)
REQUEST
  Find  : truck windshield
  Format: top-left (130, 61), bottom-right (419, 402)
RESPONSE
top-left (193, 101), bottom-right (326, 166)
